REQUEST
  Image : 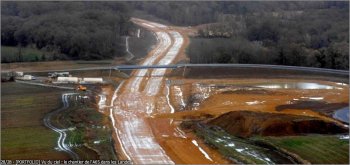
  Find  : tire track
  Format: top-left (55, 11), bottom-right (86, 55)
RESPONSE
top-left (43, 93), bottom-right (79, 160)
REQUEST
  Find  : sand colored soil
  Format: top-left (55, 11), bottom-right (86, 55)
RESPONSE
top-left (148, 118), bottom-right (229, 164)
top-left (169, 26), bottom-right (191, 63)
top-left (158, 78), bottom-right (348, 123)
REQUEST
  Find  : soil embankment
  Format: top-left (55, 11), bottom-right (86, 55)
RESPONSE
top-left (275, 101), bottom-right (348, 116)
top-left (209, 111), bottom-right (348, 138)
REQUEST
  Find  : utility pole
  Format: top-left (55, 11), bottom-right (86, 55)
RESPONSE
top-left (182, 66), bottom-right (187, 77)
top-left (109, 67), bottom-right (112, 78)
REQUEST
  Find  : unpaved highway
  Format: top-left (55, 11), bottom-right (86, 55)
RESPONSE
top-left (109, 18), bottom-right (229, 164)
top-left (110, 19), bottom-right (175, 164)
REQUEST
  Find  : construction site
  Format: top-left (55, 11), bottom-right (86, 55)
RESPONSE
top-left (1, 15), bottom-right (349, 165)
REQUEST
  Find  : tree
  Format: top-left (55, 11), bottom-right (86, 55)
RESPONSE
top-left (41, 54), bottom-right (46, 61)
top-left (17, 45), bottom-right (23, 62)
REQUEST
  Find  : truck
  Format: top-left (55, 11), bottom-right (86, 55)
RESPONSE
top-left (76, 85), bottom-right (87, 91)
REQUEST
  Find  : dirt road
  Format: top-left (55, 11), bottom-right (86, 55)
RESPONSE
top-left (43, 93), bottom-right (79, 160)
top-left (109, 19), bottom-right (227, 164)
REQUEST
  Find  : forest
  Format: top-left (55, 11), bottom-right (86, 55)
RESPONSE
top-left (185, 2), bottom-right (349, 70)
top-left (1, 1), bottom-right (132, 62)
top-left (1, 1), bottom-right (349, 69)
top-left (131, 1), bottom-right (348, 70)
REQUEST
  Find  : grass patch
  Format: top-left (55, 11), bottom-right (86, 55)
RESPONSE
top-left (67, 130), bottom-right (85, 145)
top-left (55, 93), bottom-right (117, 160)
top-left (1, 81), bottom-right (117, 160)
top-left (1, 46), bottom-right (65, 63)
top-left (1, 127), bottom-right (57, 149)
top-left (194, 123), bottom-right (296, 164)
top-left (253, 135), bottom-right (349, 164)
top-left (128, 26), bottom-right (157, 59)
top-left (75, 61), bottom-right (113, 64)
top-left (1, 83), bottom-right (64, 128)
top-left (1, 82), bottom-right (69, 160)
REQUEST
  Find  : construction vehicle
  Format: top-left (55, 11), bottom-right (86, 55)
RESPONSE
top-left (76, 85), bottom-right (87, 91)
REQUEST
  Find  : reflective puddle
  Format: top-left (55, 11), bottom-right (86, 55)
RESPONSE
top-left (255, 82), bottom-right (340, 89)
top-left (333, 107), bottom-right (349, 123)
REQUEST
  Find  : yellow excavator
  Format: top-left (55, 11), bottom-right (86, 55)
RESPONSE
top-left (76, 85), bottom-right (87, 91)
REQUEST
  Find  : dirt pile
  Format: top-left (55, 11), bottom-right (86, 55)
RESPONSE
top-left (209, 111), bottom-right (348, 138)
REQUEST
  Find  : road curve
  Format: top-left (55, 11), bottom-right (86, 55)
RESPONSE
top-left (144, 31), bottom-right (184, 96)
top-left (43, 93), bottom-right (79, 160)
top-left (110, 20), bottom-right (177, 164)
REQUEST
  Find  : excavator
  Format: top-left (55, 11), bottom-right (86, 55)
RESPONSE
top-left (76, 85), bottom-right (87, 91)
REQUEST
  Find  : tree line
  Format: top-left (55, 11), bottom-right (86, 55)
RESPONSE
top-left (2, 1), bottom-right (348, 70)
top-left (129, 1), bottom-right (348, 26)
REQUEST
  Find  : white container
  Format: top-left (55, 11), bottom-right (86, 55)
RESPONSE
top-left (23, 75), bottom-right (32, 80)
top-left (57, 77), bottom-right (79, 83)
top-left (15, 72), bottom-right (24, 77)
top-left (83, 77), bottom-right (103, 83)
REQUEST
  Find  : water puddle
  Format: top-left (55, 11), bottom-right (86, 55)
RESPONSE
top-left (246, 101), bottom-right (265, 105)
top-left (255, 82), bottom-right (339, 89)
top-left (300, 96), bottom-right (324, 100)
top-left (338, 135), bottom-right (349, 140)
top-left (191, 140), bottom-right (213, 161)
top-left (98, 94), bottom-right (106, 110)
top-left (333, 107), bottom-right (349, 123)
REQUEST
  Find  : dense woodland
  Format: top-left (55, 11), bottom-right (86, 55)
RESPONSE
top-left (132, 1), bottom-right (349, 69)
top-left (1, 1), bottom-right (349, 69)
top-left (1, 1), bottom-right (132, 62)
top-left (188, 7), bottom-right (349, 69)
top-left (192, 4), bottom-right (348, 70)
top-left (132, 1), bottom-right (348, 70)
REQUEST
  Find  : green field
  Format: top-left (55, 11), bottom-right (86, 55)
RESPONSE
top-left (48, 92), bottom-right (117, 160)
top-left (253, 135), bottom-right (349, 164)
top-left (1, 82), bottom-right (70, 160)
top-left (194, 123), bottom-right (296, 164)
top-left (1, 82), bottom-right (117, 160)
top-left (194, 123), bottom-right (349, 164)
top-left (1, 46), bottom-right (63, 63)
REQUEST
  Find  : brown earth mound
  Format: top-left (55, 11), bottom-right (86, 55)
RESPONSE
top-left (209, 111), bottom-right (348, 138)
